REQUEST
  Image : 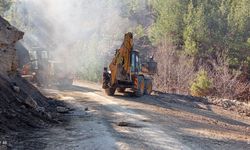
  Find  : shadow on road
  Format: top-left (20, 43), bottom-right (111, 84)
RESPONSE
top-left (70, 82), bottom-right (249, 129)
top-left (109, 91), bottom-right (250, 128)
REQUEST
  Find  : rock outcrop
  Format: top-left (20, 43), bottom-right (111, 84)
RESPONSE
top-left (0, 16), bottom-right (24, 77)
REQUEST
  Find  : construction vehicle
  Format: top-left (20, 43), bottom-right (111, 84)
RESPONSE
top-left (47, 60), bottom-right (74, 86)
top-left (102, 32), bottom-right (157, 96)
top-left (20, 49), bottom-right (74, 86)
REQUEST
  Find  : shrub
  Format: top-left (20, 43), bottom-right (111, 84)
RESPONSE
top-left (190, 69), bottom-right (212, 97)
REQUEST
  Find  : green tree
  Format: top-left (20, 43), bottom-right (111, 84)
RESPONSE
top-left (190, 69), bottom-right (212, 96)
top-left (0, 0), bottom-right (13, 16)
top-left (149, 0), bottom-right (188, 45)
top-left (150, 0), bottom-right (249, 67)
top-left (227, 0), bottom-right (250, 66)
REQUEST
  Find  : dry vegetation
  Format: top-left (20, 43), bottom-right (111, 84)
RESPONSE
top-left (152, 39), bottom-right (249, 102)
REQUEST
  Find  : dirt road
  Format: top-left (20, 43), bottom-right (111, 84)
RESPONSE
top-left (13, 81), bottom-right (250, 150)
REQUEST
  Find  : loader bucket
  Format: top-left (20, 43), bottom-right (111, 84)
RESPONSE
top-left (142, 60), bottom-right (157, 75)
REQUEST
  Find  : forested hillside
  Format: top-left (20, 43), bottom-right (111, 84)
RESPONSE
top-left (1, 0), bottom-right (249, 101)
top-left (130, 0), bottom-right (250, 101)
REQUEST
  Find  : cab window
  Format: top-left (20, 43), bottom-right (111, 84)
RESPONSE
top-left (131, 53), bottom-right (135, 72)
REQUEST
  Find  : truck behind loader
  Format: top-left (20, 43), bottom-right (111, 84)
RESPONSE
top-left (20, 49), bottom-right (74, 87)
top-left (102, 32), bottom-right (157, 97)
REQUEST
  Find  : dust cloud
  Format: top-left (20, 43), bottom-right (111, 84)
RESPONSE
top-left (13, 0), bottom-right (136, 81)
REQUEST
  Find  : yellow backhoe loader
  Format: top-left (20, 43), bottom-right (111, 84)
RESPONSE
top-left (102, 32), bottom-right (157, 97)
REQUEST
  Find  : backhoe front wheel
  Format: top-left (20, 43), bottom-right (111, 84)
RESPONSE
top-left (135, 76), bottom-right (145, 97)
top-left (105, 87), bottom-right (116, 96)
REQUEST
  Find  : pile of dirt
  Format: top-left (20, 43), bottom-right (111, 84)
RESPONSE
top-left (0, 74), bottom-right (65, 135)
top-left (0, 16), bottom-right (71, 149)
top-left (153, 91), bottom-right (250, 117)
top-left (207, 97), bottom-right (250, 117)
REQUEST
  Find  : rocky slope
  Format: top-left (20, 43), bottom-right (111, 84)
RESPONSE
top-left (0, 16), bottom-right (66, 146)
top-left (0, 75), bottom-right (55, 134)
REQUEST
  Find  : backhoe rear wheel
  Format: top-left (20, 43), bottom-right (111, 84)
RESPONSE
top-left (144, 79), bottom-right (153, 95)
top-left (135, 76), bottom-right (145, 97)
top-left (105, 87), bottom-right (116, 96)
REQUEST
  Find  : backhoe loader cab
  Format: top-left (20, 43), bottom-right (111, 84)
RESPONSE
top-left (102, 32), bottom-right (157, 97)
top-left (130, 51), bottom-right (141, 74)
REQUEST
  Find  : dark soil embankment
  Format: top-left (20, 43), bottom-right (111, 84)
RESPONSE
top-left (0, 74), bottom-right (65, 135)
